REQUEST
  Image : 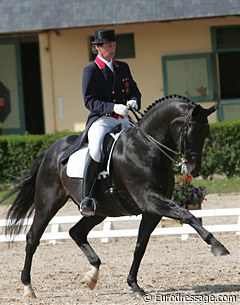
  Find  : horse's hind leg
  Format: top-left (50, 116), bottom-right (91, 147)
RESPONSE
top-left (22, 194), bottom-right (68, 299)
top-left (69, 215), bottom-right (105, 290)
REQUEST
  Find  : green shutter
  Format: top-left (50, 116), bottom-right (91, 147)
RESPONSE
top-left (162, 53), bottom-right (213, 102)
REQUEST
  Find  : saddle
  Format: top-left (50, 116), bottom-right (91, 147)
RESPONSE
top-left (65, 124), bottom-right (122, 179)
top-left (64, 125), bottom-right (140, 216)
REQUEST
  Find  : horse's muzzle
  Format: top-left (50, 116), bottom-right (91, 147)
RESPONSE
top-left (190, 168), bottom-right (200, 178)
top-left (186, 155), bottom-right (202, 178)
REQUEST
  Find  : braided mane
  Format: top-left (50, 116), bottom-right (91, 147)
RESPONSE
top-left (142, 94), bottom-right (192, 118)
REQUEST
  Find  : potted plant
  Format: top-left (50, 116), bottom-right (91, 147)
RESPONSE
top-left (172, 174), bottom-right (206, 209)
top-left (172, 174), bottom-right (206, 225)
top-left (161, 174), bottom-right (206, 227)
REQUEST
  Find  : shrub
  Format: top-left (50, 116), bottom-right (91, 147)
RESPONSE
top-left (0, 131), bottom-right (77, 183)
top-left (201, 120), bottom-right (240, 178)
top-left (0, 119), bottom-right (240, 184)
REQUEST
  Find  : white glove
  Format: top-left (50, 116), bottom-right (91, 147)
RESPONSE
top-left (113, 104), bottom-right (128, 117)
top-left (127, 99), bottom-right (138, 110)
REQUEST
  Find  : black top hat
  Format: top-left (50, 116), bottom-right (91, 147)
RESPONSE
top-left (91, 29), bottom-right (117, 44)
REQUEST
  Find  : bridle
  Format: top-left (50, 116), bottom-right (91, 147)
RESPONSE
top-left (174, 106), bottom-right (207, 163)
top-left (129, 106), bottom-right (208, 169)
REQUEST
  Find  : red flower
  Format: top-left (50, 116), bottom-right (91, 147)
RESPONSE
top-left (181, 174), bottom-right (192, 183)
top-left (186, 175), bottom-right (192, 182)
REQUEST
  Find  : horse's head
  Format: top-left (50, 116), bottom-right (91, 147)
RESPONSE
top-left (171, 102), bottom-right (217, 177)
top-left (137, 96), bottom-right (217, 178)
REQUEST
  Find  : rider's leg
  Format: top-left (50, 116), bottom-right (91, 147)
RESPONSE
top-left (79, 153), bottom-right (100, 216)
top-left (80, 117), bottom-right (112, 216)
top-left (80, 116), bottom-right (131, 216)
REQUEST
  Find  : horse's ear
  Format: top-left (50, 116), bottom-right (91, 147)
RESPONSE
top-left (206, 101), bottom-right (219, 116)
top-left (192, 104), bottom-right (203, 117)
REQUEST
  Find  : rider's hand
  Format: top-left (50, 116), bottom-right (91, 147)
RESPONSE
top-left (113, 104), bottom-right (128, 117)
top-left (127, 100), bottom-right (138, 110)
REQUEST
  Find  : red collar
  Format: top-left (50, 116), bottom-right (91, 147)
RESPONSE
top-left (95, 56), bottom-right (119, 69)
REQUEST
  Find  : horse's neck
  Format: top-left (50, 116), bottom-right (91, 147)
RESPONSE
top-left (139, 108), bottom-right (175, 143)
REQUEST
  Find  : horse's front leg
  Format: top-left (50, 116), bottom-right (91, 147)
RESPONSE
top-left (183, 212), bottom-right (230, 256)
top-left (69, 215), bottom-right (106, 290)
top-left (127, 214), bottom-right (162, 296)
top-left (148, 194), bottom-right (230, 256)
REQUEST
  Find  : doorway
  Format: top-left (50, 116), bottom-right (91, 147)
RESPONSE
top-left (218, 51), bottom-right (240, 99)
top-left (20, 40), bottom-right (44, 134)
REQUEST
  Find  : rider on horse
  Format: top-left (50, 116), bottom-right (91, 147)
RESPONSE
top-left (80, 28), bottom-right (142, 216)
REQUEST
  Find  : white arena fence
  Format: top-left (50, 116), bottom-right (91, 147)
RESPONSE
top-left (0, 208), bottom-right (239, 244)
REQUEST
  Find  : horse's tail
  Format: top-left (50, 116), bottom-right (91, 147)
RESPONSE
top-left (1, 152), bottom-right (45, 238)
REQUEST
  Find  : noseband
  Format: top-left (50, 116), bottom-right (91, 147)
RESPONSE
top-left (176, 106), bottom-right (204, 162)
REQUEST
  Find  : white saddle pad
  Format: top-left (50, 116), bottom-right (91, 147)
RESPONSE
top-left (66, 145), bottom-right (89, 178)
top-left (66, 130), bottom-right (123, 179)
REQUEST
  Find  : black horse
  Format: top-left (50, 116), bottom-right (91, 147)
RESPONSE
top-left (2, 95), bottom-right (229, 299)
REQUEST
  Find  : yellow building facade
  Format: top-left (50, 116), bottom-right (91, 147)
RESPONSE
top-left (1, 15), bottom-right (240, 134)
top-left (38, 16), bottom-right (240, 134)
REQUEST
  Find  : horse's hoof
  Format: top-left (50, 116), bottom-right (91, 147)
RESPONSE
top-left (83, 273), bottom-right (98, 290)
top-left (211, 244), bottom-right (230, 256)
top-left (133, 290), bottom-right (146, 298)
top-left (23, 284), bottom-right (37, 299)
top-left (23, 291), bottom-right (37, 299)
top-left (83, 266), bottom-right (99, 290)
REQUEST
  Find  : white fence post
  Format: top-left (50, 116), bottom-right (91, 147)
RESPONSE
top-left (49, 223), bottom-right (62, 244)
top-left (181, 224), bottom-right (189, 240)
top-left (237, 216), bottom-right (240, 235)
top-left (101, 220), bottom-right (113, 243)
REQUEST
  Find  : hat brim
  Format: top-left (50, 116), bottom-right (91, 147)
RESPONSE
top-left (91, 38), bottom-right (117, 45)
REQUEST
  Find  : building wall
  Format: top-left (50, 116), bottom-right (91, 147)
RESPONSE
top-left (39, 16), bottom-right (240, 133)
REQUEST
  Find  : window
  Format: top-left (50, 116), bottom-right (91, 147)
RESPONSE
top-left (162, 53), bottom-right (213, 102)
top-left (213, 26), bottom-right (240, 51)
top-left (212, 25), bottom-right (240, 99)
top-left (89, 33), bottom-right (135, 61)
top-left (211, 25), bottom-right (240, 121)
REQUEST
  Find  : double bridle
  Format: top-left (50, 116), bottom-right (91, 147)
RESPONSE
top-left (175, 106), bottom-right (205, 163)
top-left (129, 106), bottom-right (207, 169)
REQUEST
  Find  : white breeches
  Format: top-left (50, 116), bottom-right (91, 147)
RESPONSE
top-left (88, 116), bottom-right (131, 162)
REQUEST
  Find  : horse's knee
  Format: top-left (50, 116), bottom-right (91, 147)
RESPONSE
top-left (182, 213), bottom-right (196, 224)
top-left (174, 207), bottom-right (196, 225)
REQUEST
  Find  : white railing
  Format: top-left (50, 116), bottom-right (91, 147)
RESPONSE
top-left (0, 208), bottom-right (239, 244)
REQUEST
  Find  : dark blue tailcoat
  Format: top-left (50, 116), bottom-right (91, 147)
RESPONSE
top-left (82, 56), bottom-right (141, 126)
top-left (61, 57), bottom-right (141, 163)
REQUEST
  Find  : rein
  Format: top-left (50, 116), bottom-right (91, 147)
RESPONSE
top-left (129, 109), bottom-right (181, 166)
top-left (129, 105), bottom-right (203, 168)
top-left (132, 122), bottom-right (180, 165)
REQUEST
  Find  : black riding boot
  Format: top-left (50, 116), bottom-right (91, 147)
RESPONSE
top-left (79, 155), bottom-right (100, 216)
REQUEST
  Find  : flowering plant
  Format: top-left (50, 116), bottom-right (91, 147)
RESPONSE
top-left (172, 174), bottom-right (206, 208)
